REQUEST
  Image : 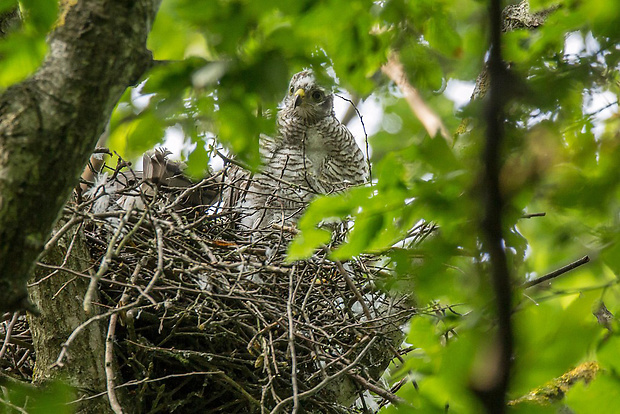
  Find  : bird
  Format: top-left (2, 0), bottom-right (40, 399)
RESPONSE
top-left (85, 148), bottom-right (215, 215)
top-left (223, 70), bottom-right (369, 230)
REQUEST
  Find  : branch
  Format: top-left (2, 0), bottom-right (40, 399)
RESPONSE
top-left (524, 255), bottom-right (590, 289)
top-left (348, 372), bottom-right (407, 406)
top-left (0, 312), bottom-right (20, 359)
top-left (286, 267), bottom-right (300, 414)
top-left (473, 0), bottom-right (513, 412)
top-left (521, 212), bottom-right (546, 219)
top-left (381, 54), bottom-right (451, 142)
top-left (83, 207), bottom-right (133, 313)
top-left (269, 336), bottom-right (378, 414)
top-left (509, 361), bottom-right (599, 406)
top-left (0, 0), bottom-right (161, 311)
top-left (105, 314), bottom-right (124, 414)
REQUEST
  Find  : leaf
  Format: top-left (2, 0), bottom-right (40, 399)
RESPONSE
top-left (108, 110), bottom-right (165, 160)
top-left (20, 0), bottom-right (58, 33)
top-left (287, 227), bottom-right (331, 261)
top-left (565, 373), bottom-right (620, 413)
top-left (596, 335), bottom-right (620, 373)
top-left (511, 291), bottom-right (602, 395)
top-left (0, 32), bottom-right (47, 87)
top-left (5, 380), bottom-right (73, 414)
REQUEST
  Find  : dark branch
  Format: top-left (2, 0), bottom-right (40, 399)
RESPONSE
top-left (521, 212), bottom-right (546, 219)
top-left (523, 255), bottom-right (590, 289)
top-left (473, 0), bottom-right (513, 412)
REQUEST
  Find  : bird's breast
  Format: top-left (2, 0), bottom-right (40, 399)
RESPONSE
top-left (303, 127), bottom-right (328, 174)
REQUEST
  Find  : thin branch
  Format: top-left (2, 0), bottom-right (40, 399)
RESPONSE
top-left (43, 214), bottom-right (83, 252)
top-left (69, 371), bottom-right (227, 405)
top-left (524, 256), bottom-right (590, 289)
top-left (52, 303), bottom-right (154, 368)
top-left (142, 223), bottom-right (164, 298)
top-left (105, 314), bottom-right (124, 414)
top-left (216, 371), bottom-right (262, 408)
top-left (335, 260), bottom-right (372, 320)
top-left (521, 212), bottom-right (546, 219)
top-left (0, 312), bottom-right (20, 359)
top-left (83, 206), bottom-right (133, 314)
top-left (348, 372), bottom-right (407, 406)
top-left (381, 54), bottom-right (451, 142)
top-left (0, 397), bottom-right (28, 414)
top-left (269, 336), bottom-right (377, 414)
top-left (335, 94), bottom-right (372, 181)
top-left (286, 267), bottom-right (300, 414)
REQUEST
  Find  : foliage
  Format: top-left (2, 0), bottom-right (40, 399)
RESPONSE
top-left (0, 381), bottom-right (73, 414)
top-left (2, 0), bottom-right (620, 412)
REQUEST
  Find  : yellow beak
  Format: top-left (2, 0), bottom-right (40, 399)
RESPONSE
top-left (294, 88), bottom-right (305, 108)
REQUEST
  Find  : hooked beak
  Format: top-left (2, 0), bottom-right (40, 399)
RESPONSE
top-left (294, 88), bottom-right (305, 108)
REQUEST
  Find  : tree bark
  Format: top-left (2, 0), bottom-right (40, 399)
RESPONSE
top-left (28, 219), bottom-right (116, 413)
top-left (0, 0), bottom-right (161, 312)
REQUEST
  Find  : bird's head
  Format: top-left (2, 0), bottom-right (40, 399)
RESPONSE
top-left (283, 70), bottom-right (334, 122)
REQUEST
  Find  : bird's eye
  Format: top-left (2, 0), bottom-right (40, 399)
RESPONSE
top-left (311, 90), bottom-right (323, 101)
top-left (289, 86), bottom-right (294, 94)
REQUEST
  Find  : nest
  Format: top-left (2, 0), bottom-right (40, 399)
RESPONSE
top-left (2, 153), bottom-right (432, 413)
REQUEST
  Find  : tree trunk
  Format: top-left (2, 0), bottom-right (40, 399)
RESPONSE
top-left (28, 219), bottom-right (117, 413)
top-left (0, 0), bottom-right (160, 312)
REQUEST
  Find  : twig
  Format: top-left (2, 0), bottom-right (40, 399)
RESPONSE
top-left (52, 303), bottom-right (153, 368)
top-left (269, 336), bottom-right (377, 414)
top-left (348, 372), bottom-right (407, 406)
top-left (286, 266), bottom-right (299, 413)
top-left (113, 208), bottom-right (149, 256)
top-left (521, 212), bottom-right (546, 219)
top-left (43, 214), bottom-right (83, 252)
top-left (335, 94), bottom-right (372, 181)
top-left (70, 371), bottom-right (227, 405)
top-left (83, 206), bottom-right (133, 314)
top-left (142, 223), bottom-right (164, 298)
top-left (105, 314), bottom-right (124, 414)
top-left (216, 371), bottom-right (261, 408)
top-left (524, 256), bottom-right (590, 289)
top-left (0, 397), bottom-right (28, 414)
top-left (381, 54), bottom-right (451, 142)
top-left (335, 259), bottom-right (408, 368)
top-left (335, 260), bottom-right (372, 320)
top-left (0, 312), bottom-right (20, 359)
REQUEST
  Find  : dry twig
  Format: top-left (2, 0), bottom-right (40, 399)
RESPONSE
top-left (382, 54), bottom-right (451, 142)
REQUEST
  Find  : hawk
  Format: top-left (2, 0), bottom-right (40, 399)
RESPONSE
top-left (225, 70), bottom-right (369, 230)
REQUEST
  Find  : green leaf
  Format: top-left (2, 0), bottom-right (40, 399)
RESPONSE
top-left (511, 291), bottom-right (602, 395)
top-left (597, 335), bottom-right (620, 373)
top-left (0, 0), bottom-right (17, 13)
top-left (20, 0), bottom-right (58, 33)
top-left (287, 227), bottom-right (331, 261)
top-left (5, 380), bottom-right (73, 414)
top-left (565, 373), bottom-right (620, 413)
top-left (185, 136), bottom-right (210, 179)
top-left (0, 32), bottom-right (47, 87)
top-left (108, 110), bottom-right (165, 160)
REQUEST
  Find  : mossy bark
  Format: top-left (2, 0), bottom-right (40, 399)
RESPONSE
top-left (28, 221), bottom-right (119, 413)
top-left (0, 0), bottom-right (160, 312)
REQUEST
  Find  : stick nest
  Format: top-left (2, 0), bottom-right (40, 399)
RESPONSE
top-left (4, 155), bottom-right (431, 413)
